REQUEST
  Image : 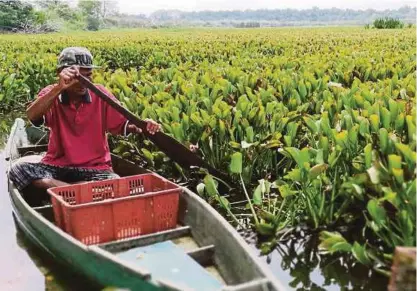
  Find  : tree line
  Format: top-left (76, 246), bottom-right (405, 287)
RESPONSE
top-left (0, 0), bottom-right (120, 32)
top-left (0, 0), bottom-right (415, 33)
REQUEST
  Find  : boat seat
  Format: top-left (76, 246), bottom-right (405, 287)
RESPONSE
top-left (116, 240), bottom-right (223, 291)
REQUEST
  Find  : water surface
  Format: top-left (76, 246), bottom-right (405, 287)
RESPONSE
top-left (0, 150), bottom-right (100, 291)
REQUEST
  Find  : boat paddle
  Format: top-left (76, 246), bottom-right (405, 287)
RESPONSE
top-left (77, 74), bottom-right (231, 185)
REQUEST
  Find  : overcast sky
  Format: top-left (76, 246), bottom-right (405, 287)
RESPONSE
top-left (110, 0), bottom-right (416, 15)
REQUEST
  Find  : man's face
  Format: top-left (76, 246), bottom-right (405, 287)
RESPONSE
top-left (67, 67), bottom-right (93, 96)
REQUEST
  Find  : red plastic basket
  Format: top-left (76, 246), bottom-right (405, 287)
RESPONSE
top-left (48, 173), bottom-right (181, 245)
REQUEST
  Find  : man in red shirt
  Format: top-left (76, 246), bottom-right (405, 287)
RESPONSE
top-left (9, 47), bottom-right (161, 191)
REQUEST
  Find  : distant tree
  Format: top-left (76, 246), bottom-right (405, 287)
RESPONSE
top-left (0, 0), bottom-right (32, 30)
top-left (3, 2), bottom-right (415, 32)
top-left (101, 1), bottom-right (119, 18)
top-left (37, 0), bottom-right (63, 9)
top-left (148, 6), bottom-right (416, 27)
top-left (36, 0), bottom-right (77, 21)
top-left (0, 0), bottom-right (49, 32)
top-left (373, 17), bottom-right (404, 29)
top-left (78, 0), bottom-right (101, 18)
top-left (85, 15), bottom-right (99, 30)
top-left (78, 0), bottom-right (102, 30)
top-left (78, 0), bottom-right (119, 30)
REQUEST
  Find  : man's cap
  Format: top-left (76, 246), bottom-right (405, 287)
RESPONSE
top-left (57, 47), bottom-right (101, 69)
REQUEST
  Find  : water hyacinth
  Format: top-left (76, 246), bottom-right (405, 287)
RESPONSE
top-left (0, 28), bottom-right (415, 276)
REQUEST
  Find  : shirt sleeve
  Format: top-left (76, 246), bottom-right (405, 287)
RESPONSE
top-left (98, 85), bottom-right (129, 136)
top-left (29, 85), bottom-right (55, 127)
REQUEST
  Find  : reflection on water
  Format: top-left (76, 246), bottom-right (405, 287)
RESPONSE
top-left (0, 150), bottom-right (100, 291)
top-left (0, 151), bottom-right (44, 291)
top-left (240, 228), bottom-right (389, 291)
top-left (13, 222), bottom-right (101, 291)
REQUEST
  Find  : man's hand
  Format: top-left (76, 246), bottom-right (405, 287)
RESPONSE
top-left (189, 144), bottom-right (199, 153)
top-left (144, 119), bottom-right (161, 135)
top-left (126, 119), bottom-right (161, 135)
top-left (58, 65), bottom-right (80, 90)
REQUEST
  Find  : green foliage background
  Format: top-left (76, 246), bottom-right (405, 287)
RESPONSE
top-left (0, 27), bottom-right (415, 275)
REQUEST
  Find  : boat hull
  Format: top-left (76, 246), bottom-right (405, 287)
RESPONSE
top-left (5, 118), bottom-right (287, 291)
top-left (9, 181), bottom-right (164, 291)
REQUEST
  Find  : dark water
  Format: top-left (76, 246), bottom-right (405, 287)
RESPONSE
top-left (0, 150), bottom-right (100, 291)
top-left (0, 150), bottom-right (55, 291)
top-left (241, 229), bottom-right (389, 291)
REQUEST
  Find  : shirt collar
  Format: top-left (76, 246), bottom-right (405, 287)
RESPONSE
top-left (59, 90), bottom-right (92, 105)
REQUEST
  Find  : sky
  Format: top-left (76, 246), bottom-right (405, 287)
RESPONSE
top-left (109, 0), bottom-right (416, 15)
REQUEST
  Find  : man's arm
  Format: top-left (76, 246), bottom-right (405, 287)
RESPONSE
top-left (100, 84), bottom-right (161, 136)
top-left (125, 120), bottom-right (161, 135)
top-left (27, 85), bottom-right (62, 123)
top-left (27, 66), bottom-right (80, 122)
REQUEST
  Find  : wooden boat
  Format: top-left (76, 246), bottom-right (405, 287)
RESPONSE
top-left (4, 118), bottom-right (287, 291)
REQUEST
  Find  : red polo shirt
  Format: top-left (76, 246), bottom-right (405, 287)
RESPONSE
top-left (31, 84), bottom-right (128, 171)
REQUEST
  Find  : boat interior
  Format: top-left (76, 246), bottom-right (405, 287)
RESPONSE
top-left (5, 122), bottom-right (277, 291)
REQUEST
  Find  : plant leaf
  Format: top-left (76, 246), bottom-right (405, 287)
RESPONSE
top-left (284, 168), bottom-right (302, 182)
top-left (303, 116), bottom-right (318, 133)
top-left (203, 175), bottom-right (219, 197)
top-left (392, 168), bottom-right (404, 184)
top-left (278, 184), bottom-right (298, 198)
top-left (219, 197), bottom-right (230, 210)
top-left (330, 242), bottom-right (353, 253)
top-left (255, 223), bottom-right (275, 236)
top-left (241, 141), bottom-right (253, 149)
top-left (318, 231), bottom-right (351, 253)
top-left (196, 183), bottom-right (205, 196)
top-left (253, 185), bottom-right (262, 205)
top-left (309, 163), bottom-right (329, 179)
top-left (381, 107), bottom-right (391, 129)
top-left (379, 128), bottom-right (389, 153)
top-left (367, 166), bottom-right (380, 184)
top-left (370, 114), bottom-right (380, 133)
top-left (364, 144), bottom-right (372, 169)
top-left (367, 199), bottom-right (387, 225)
top-left (230, 152), bottom-right (243, 174)
top-left (395, 113), bottom-right (405, 133)
top-left (359, 119), bottom-right (370, 137)
top-left (395, 143), bottom-right (416, 169)
top-left (388, 155), bottom-right (402, 172)
top-left (352, 242), bottom-right (372, 265)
